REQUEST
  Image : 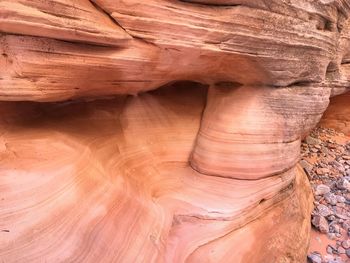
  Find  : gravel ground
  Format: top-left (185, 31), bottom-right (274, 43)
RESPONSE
top-left (303, 127), bottom-right (350, 263)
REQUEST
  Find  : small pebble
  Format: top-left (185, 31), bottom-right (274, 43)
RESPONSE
top-left (346, 248), bottom-right (350, 258)
top-left (315, 184), bottom-right (331, 196)
top-left (307, 251), bottom-right (322, 263)
top-left (337, 246), bottom-right (346, 254)
top-left (316, 204), bottom-right (333, 217)
top-left (337, 178), bottom-right (350, 191)
top-left (327, 245), bottom-right (334, 254)
top-left (342, 240), bottom-right (350, 249)
top-left (312, 215), bottom-right (329, 233)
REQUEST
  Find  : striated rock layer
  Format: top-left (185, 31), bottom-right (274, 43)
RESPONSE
top-left (0, 0), bottom-right (350, 262)
top-left (320, 91), bottom-right (350, 135)
top-left (0, 87), bottom-right (313, 262)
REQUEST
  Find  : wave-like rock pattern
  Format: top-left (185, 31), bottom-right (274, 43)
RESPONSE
top-left (0, 0), bottom-right (350, 262)
top-left (191, 84), bottom-right (331, 179)
top-left (0, 87), bottom-right (313, 262)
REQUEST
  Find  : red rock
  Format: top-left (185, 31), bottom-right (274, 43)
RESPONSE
top-left (0, 98), bottom-right (314, 263)
top-left (321, 93), bottom-right (350, 136)
top-left (0, 0), bottom-right (349, 262)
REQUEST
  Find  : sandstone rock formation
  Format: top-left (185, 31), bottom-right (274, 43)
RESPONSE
top-left (0, 1), bottom-right (350, 262)
top-left (320, 92), bottom-right (350, 135)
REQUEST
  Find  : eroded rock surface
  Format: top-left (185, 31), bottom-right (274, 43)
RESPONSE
top-left (321, 92), bottom-right (350, 135)
top-left (0, 89), bottom-right (313, 262)
top-left (0, 0), bottom-right (350, 262)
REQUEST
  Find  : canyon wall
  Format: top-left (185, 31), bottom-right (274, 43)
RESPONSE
top-left (0, 1), bottom-right (350, 262)
top-left (320, 91), bottom-right (350, 134)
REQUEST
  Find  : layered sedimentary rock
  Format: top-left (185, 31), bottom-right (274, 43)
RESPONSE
top-left (0, 0), bottom-right (350, 262)
top-left (1, 0), bottom-right (350, 101)
top-left (0, 88), bottom-right (313, 262)
top-left (320, 92), bottom-right (350, 134)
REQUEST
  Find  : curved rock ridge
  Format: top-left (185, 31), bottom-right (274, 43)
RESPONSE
top-left (0, 1), bottom-right (350, 262)
top-left (0, 87), bottom-right (312, 262)
top-left (190, 84), bottom-right (330, 179)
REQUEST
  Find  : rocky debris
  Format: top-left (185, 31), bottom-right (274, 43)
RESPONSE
top-left (307, 136), bottom-right (323, 145)
top-left (337, 179), bottom-right (350, 191)
top-left (327, 245), bottom-right (335, 254)
top-left (325, 193), bottom-right (338, 205)
top-left (322, 254), bottom-right (345, 263)
top-left (308, 251), bottom-right (323, 263)
top-left (316, 185), bottom-right (332, 196)
top-left (304, 127), bottom-right (350, 263)
top-left (342, 240), bottom-right (350, 249)
top-left (316, 204), bottom-right (334, 217)
top-left (312, 215), bottom-right (330, 233)
top-left (317, 168), bottom-right (331, 175)
top-left (338, 247), bottom-right (346, 254)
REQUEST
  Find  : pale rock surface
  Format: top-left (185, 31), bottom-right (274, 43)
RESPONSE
top-left (0, 0), bottom-right (131, 46)
top-left (320, 92), bottom-right (350, 135)
top-left (0, 89), bottom-right (313, 262)
top-left (0, 0), bottom-right (350, 262)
